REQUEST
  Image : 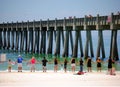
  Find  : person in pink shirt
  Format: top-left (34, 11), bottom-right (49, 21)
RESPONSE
top-left (30, 56), bottom-right (36, 72)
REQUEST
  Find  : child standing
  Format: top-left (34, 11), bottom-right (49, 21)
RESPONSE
top-left (8, 59), bottom-right (12, 72)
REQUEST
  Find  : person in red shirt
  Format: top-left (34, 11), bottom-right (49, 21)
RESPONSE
top-left (30, 56), bottom-right (36, 72)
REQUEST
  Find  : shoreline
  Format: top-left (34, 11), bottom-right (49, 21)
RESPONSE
top-left (0, 70), bottom-right (120, 87)
top-left (1, 69), bottom-right (120, 72)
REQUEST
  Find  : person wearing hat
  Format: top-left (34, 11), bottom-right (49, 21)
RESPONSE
top-left (17, 55), bottom-right (23, 72)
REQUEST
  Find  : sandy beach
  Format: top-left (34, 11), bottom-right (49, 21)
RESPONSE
top-left (0, 71), bottom-right (120, 87)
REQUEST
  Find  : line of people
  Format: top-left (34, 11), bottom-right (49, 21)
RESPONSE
top-left (7, 55), bottom-right (117, 75)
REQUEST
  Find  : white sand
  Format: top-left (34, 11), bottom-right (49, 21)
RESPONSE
top-left (0, 71), bottom-right (120, 87)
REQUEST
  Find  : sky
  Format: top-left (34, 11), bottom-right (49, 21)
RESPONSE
top-left (0, 0), bottom-right (120, 23)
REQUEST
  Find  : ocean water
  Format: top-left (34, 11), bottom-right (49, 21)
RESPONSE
top-left (0, 30), bottom-right (120, 71)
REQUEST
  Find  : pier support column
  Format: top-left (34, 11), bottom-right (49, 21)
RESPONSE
top-left (32, 21), bottom-right (35, 53)
top-left (43, 30), bottom-right (46, 54)
top-left (62, 30), bottom-right (69, 57)
top-left (18, 29), bottom-right (21, 51)
top-left (36, 29), bottom-right (40, 53)
top-left (27, 30), bottom-right (29, 52)
top-left (7, 29), bottom-right (10, 49)
top-left (26, 21), bottom-right (29, 52)
top-left (79, 31), bottom-right (84, 57)
top-left (15, 29), bottom-right (19, 51)
top-left (0, 29), bottom-right (2, 49)
top-left (29, 30), bottom-right (33, 52)
top-left (61, 30), bottom-right (64, 46)
top-left (54, 30), bottom-right (56, 43)
top-left (20, 24), bottom-right (23, 51)
top-left (110, 30), bottom-right (119, 61)
top-left (54, 27), bottom-right (64, 56)
top-left (6, 27), bottom-right (8, 49)
top-left (73, 30), bottom-right (79, 57)
top-left (32, 30), bottom-right (35, 53)
top-left (47, 29), bottom-right (53, 54)
top-left (40, 29), bottom-right (46, 54)
top-left (6, 22), bottom-right (10, 50)
top-left (20, 26), bottom-right (24, 51)
top-left (15, 22), bottom-right (19, 51)
top-left (96, 30), bottom-right (105, 58)
top-left (40, 30), bottom-right (43, 54)
top-left (54, 30), bottom-right (61, 56)
top-left (11, 29), bottom-right (14, 50)
top-left (38, 30), bottom-right (41, 53)
top-left (5, 28), bottom-right (8, 49)
top-left (24, 29), bottom-right (28, 52)
top-left (20, 30), bottom-right (22, 51)
top-left (73, 30), bottom-right (83, 57)
top-left (3, 28), bottom-right (6, 49)
top-left (84, 30), bottom-right (94, 58)
top-left (70, 31), bottom-right (73, 56)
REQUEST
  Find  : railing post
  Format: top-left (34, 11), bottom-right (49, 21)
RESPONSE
top-left (110, 13), bottom-right (114, 29)
top-left (73, 16), bottom-right (76, 30)
top-left (96, 14), bottom-right (100, 30)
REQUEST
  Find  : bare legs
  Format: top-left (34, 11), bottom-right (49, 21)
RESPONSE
top-left (43, 66), bottom-right (47, 72)
top-left (71, 66), bottom-right (75, 73)
top-left (18, 67), bottom-right (22, 72)
top-left (8, 67), bottom-right (11, 72)
top-left (87, 67), bottom-right (92, 72)
top-left (54, 65), bottom-right (58, 72)
top-left (97, 67), bottom-right (101, 72)
top-left (31, 64), bottom-right (35, 72)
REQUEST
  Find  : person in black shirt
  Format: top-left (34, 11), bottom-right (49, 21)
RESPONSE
top-left (79, 58), bottom-right (84, 72)
top-left (86, 57), bottom-right (92, 72)
top-left (108, 57), bottom-right (112, 74)
top-left (64, 58), bottom-right (68, 72)
top-left (42, 57), bottom-right (48, 72)
top-left (96, 57), bottom-right (101, 72)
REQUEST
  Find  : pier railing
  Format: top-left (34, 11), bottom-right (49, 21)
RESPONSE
top-left (0, 13), bottom-right (120, 60)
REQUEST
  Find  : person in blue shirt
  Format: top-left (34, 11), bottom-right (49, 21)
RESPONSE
top-left (17, 55), bottom-right (23, 72)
